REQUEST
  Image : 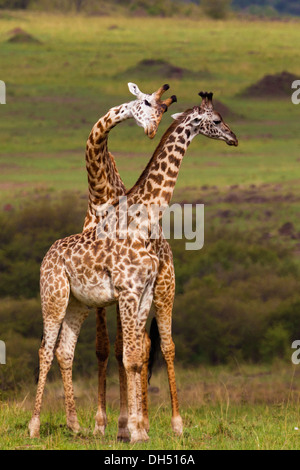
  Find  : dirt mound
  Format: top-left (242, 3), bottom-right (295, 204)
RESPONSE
top-left (278, 222), bottom-right (295, 237)
top-left (7, 28), bottom-right (41, 44)
top-left (241, 71), bottom-right (298, 98)
top-left (118, 59), bottom-right (211, 81)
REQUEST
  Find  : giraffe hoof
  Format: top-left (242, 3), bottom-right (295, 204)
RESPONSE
top-left (68, 425), bottom-right (80, 434)
top-left (67, 416), bottom-right (81, 434)
top-left (143, 417), bottom-right (150, 433)
top-left (117, 427), bottom-right (130, 442)
top-left (28, 417), bottom-right (40, 438)
top-left (130, 429), bottom-right (149, 443)
top-left (93, 424), bottom-right (106, 437)
top-left (171, 416), bottom-right (183, 436)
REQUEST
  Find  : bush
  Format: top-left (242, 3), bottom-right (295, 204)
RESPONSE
top-left (201, 0), bottom-right (232, 19)
top-left (260, 324), bottom-right (291, 362)
top-left (0, 194), bottom-right (85, 298)
top-left (0, 298), bottom-right (42, 392)
top-left (0, 0), bottom-right (31, 8)
top-left (1, 195), bottom-right (300, 389)
top-left (170, 226), bottom-right (300, 365)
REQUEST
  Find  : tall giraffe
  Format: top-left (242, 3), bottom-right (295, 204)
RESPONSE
top-left (82, 82), bottom-right (179, 441)
top-left (28, 91), bottom-right (238, 443)
top-left (46, 82), bottom-right (176, 439)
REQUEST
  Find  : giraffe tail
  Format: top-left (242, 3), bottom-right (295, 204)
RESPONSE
top-left (148, 317), bottom-right (160, 385)
top-left (34, 333), bottom-right (44, 384)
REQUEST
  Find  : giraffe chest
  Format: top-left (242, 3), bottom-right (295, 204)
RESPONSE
top-left (64, 250), bottom-right (117, 307)
top-left (69, 271), bottom-right (116, 308)
top-left (62, 236), bottom-right (159, 307)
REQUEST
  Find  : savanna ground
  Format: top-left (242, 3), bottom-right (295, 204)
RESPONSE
top-left (1, 10), bottom-right (300, 450)
top-left (2, 363), bottom-right (300, 450)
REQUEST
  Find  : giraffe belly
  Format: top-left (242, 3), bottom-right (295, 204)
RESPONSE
top-left (69, 275), bottom-right (117, 308)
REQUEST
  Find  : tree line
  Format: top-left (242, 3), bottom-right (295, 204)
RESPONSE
top-left (0, 0), bottom-right (299, 17)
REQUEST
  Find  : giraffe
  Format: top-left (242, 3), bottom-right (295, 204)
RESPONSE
top-left (81, 82), bottom-right (179, 441)
top-left (28, 91), bottom-right (238, 443)
top-left (76, 81), bottom-right (177, 440)
top-left (27, 82), bottom-right (176, 440)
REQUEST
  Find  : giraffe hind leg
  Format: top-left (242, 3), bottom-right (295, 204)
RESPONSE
top-left (114, 305), bottom-right (130, 442)
top-left (118, 291), bottom-right (150, 444)
top-left (141, 329), bottom-right (151, 433)
top-left (93, 307), bottom-right (110, 437)
top-left (55, 295), bottom-right (88, 434)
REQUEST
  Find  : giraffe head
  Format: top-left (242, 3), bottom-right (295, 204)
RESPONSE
top-left (172, 91), bottom-right (238, 146)
top-left (128, 82), bottom-right (177, 139)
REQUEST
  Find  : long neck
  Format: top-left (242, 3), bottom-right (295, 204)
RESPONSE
top-left (126, 119), bottom-right (193, 209)
top-left (84, 102), bottom-right (135, 230)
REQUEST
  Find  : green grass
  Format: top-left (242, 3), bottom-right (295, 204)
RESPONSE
top-left (0, 12), bottom-right (300, 205)
top-left (2, 403), bottom-right (300, 450)
top-left (2, 364), bottom-right (300, 450)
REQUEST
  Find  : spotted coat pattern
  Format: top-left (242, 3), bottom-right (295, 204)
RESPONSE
top-left (28, 92), bottom-right (238, 443)
top-left (83, 84), bottom-right (180, 440)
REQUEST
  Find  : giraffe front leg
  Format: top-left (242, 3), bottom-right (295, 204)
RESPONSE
top-left (153, 260), bottom-right (183, 436)
top-left (93, 307), bottom-right (110, 437)
top-left (154, 313), bottom-right (183, 436)
top-left (141, 330), bottom-right (151, 433)
top-left (114, 306), bottom-right (130, 442)
top-left (118, 293), bottom-right (149, 444)
top-left (161, 338), bottom-right (183, 436)
top-left (122, 352), bottom-right (148, 444)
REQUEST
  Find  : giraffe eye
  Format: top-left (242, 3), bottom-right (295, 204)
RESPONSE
top-left (144, 100), bottom-right (151, 107)
top-left (214, 120), bottom-right (221, 125)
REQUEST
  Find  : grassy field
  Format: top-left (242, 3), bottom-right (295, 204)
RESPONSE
top-left (1, 12), bottom-right (300, 242)
top-left (0, 12), bottom-right (300, 204)
top-left (1, 10), bottom-right (300, 450)
top-left (2, 363), bottom-right (300, 450)
top-left (3, 402), bottom-right (300, 450)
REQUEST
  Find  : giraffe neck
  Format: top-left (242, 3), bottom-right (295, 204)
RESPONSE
top-left (126, 118), bottom-right (194, 209)
top-left (84, 102), bottom-right (136, 230)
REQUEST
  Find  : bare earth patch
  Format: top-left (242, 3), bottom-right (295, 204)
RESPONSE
top-left (241, 70), bottom-right (298, 98)
top-left (7, 27), bottom-right (41, 44)
top-left (117, 58), bottom-right (211, 81)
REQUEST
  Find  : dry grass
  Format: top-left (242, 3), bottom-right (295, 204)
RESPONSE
top-left (12, 361), bottom-right (300, 413)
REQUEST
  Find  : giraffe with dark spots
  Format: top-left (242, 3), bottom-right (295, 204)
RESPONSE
top-left (29, 91), bottom-right (238, 443)
top-left (85, 82), bottom-right (177, 440)
top-left (29, 83), bottom-right (177, 442)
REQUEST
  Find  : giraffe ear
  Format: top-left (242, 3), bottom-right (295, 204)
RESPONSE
top-left (171, 112), bottom-right (184, 120)
top-left (128, 82), bottom-right (142, 98)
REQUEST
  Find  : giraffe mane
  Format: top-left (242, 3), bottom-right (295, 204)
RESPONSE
top-left (125, 109), bottom-right (194, 198)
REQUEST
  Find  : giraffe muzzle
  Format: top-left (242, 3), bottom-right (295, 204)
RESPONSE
top-left (226, 132), bottom-right (238, 146)
top-left (227, 138), bottom-right (238, 147)
top-left (146, 126), bottom-right (157, 139)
